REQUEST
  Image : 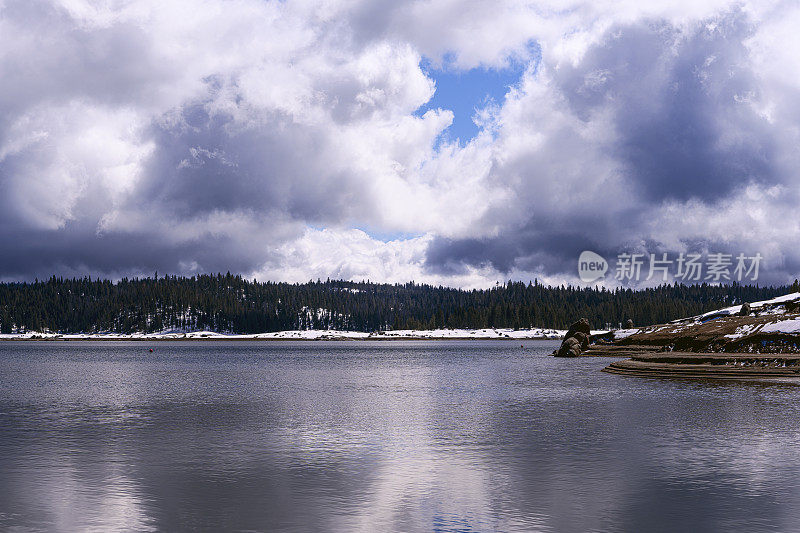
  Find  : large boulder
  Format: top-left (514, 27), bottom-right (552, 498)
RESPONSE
top-left (625, 318), bottom-right (634, 329)
top-left (553, 318), bottom-right (592, 357)
top-left (739, 303), bottom-right (751, 316)
top-left (564, 318), bottom-right (591, 339)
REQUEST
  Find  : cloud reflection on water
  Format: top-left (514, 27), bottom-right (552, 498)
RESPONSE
top-left (2, 341), bottom-right (800, 531)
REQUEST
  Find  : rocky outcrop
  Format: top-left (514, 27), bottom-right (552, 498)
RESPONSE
top-left (599, 293), bottom-right (800, 379)
top-left (553, 318), bottom-right (591, 357)
top-left (609, 315), bottom-right (800, 353)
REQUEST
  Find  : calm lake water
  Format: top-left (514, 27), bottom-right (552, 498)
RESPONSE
top-left (2, 340), bottom-right (800, 532)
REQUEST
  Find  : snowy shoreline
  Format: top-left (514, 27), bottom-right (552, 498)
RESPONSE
top-left (0, 327), bottom-right (592, 341)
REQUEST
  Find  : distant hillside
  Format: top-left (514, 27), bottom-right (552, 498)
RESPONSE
top-left (0, 274), bottom-right (796, 334)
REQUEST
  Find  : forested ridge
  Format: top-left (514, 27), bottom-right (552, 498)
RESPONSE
top-left (0, 274), bottom-right (796, 334)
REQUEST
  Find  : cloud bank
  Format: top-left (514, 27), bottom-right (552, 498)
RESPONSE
top-left (1, 0), bottom-right (798, 287)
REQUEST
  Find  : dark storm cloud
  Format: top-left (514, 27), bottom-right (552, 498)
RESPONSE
top-left (594, 14), bottom-right (776, 202)
top-left (0, 221), bottom-right (270, 282)
top-left (424, 10), bottom-right (800, 285)
top-left (426, 222), bottom-right (610, 277)
top-left (136, 99), bottom-right (368, 223)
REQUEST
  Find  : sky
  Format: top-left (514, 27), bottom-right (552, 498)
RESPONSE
top-left (1, 0), bottom-right (800, 288)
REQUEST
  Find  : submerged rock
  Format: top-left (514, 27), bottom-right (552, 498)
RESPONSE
top-left (557, 336), bottom-right (582, 357)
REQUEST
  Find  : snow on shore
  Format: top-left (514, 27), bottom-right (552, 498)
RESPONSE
top-left (695, 292), bottom-right (800, 322)
top-left (723, 317), bottom-right (800, 339)
top-left (600, 292), bottom-right (800, 341)
top-left (760, 318), bottom-right (800, 334)
top-left (0, 327), bottom-right (571, 341)
top-left (643, 291), bottom-right (800, 340)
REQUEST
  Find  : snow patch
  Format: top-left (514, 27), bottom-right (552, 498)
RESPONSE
top-left (693, 292), bottom-right (800, 322)
top-left (612, 328), bottom-right (641, 340)
top-left (760, 319), bottom-right (800, 334)
top-left (723, 323), bottom-right (760, 340)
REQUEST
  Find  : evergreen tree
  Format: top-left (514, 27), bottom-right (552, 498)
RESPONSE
top-left (0, 275), bottom-right (792, 334)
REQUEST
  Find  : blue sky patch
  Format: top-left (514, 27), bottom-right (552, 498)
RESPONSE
top-left (417, 45), bottom-right (539, 145)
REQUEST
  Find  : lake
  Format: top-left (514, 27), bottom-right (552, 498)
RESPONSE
top-left (2, 340), bottom-right (800, 532)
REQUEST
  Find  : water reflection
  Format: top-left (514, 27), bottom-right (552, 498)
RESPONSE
top-left (2, 341), bottom-right (800, 531)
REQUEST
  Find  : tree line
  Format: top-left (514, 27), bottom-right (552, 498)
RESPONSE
top-left (0, 274), bottom-right (797, 334)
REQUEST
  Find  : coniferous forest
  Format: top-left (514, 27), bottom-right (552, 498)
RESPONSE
top-left (0, 274), bottom-right (797, 334)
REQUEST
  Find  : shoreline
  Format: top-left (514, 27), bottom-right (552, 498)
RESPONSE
top-left (580, 292), bottom-right (800, 380)
top-left (602, 352), bottom-right (800, 380)
top-left (0, 337), bottom-right (562, 342)
top-left (0, 337), bottom-right (560, 342)
top-left (0, 328), bottom-right (575, 342)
